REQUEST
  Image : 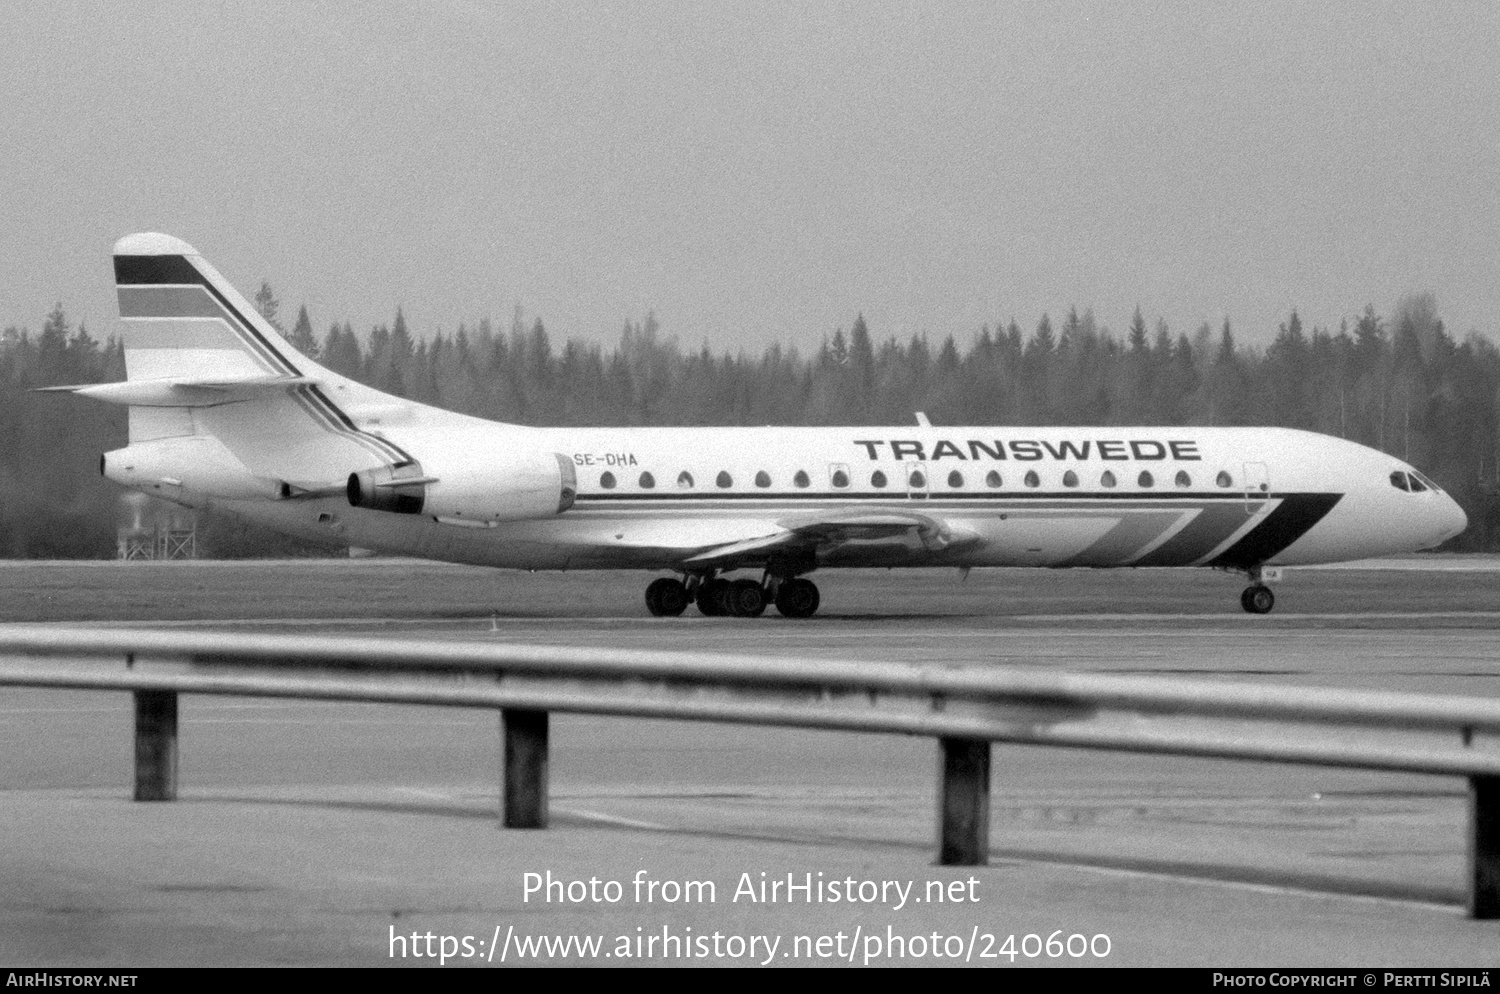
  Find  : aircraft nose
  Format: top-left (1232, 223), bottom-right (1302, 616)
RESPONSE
top-left (1440, 494), bottom-right (1469, 543)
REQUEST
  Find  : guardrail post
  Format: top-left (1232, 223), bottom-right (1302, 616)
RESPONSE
top-left (502, 709), bottom-right (548, 828)
top-left (133, 690), bottom-right (177, 802)
top-left (1470, 775), bottom-right (1499, 918)
top-left (937, 737), bottom-right (989, 865)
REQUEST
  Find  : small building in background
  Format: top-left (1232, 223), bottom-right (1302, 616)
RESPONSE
top-left (117, 492), bottom-right (197, 560)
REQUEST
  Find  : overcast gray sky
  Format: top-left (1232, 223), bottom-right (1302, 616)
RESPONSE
top-left (3, 1), bottom-right (1497, 353)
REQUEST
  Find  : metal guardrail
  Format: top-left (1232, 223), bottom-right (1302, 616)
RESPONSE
top-left (0, 625), bottom-right (1496, 918)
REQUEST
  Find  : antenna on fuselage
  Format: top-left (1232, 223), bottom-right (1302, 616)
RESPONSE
top-left (915, 412), bottom-right (931, 427)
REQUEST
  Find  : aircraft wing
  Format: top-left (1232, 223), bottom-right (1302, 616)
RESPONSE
top-left (681, 506), bottom-right (977, 567)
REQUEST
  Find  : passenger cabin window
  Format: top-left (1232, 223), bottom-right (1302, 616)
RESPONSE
top-left (677, 471), bottom-right (694, 488)
top-left (793, 470), bottom-right (810, 488)
top-left (1175, 470), bottom-right (1191, 488)
top-left (947, 470), bottom-right (964, 488)
top-left (908, 469), bottom-right (926, 488)
top-left (1024, 470), bottom-right (1040, 488)
top-left (1138, 471), bottom-right (1154, 488)
top-left (1216, 471), bottom-right (1232, 488)
top-left (600, 471), bottom-right (616, 489)
top-left (985, 470), bottom-right (1002, 488)
top-left (639, 472), bottom-right (655, 489)
top-left (831, 469), bottom-right (849, 488)
top-left (871, 470), bottom-right (888, 488)
top-left (1101, 470), bottom-right (1117, 488)
top-left (716, 471), bottom-right (733, 488)
top-left (1062, 470), bottom-right (1078, 488)
top-left (754, 470), bottom-right (771, 488)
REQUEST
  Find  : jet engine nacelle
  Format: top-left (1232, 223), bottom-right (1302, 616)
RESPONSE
top-left (101, 437), bottom-right (283, 500)
top-left (347, 450), bottom-right (577, 521)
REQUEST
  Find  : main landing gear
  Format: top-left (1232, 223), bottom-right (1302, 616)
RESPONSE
top-left (642, 574), bottom-right (821, 618)
top-left (644, 577), bottom-right (691, 616)
top-left (1238, 565), bottom-right (1276, 615)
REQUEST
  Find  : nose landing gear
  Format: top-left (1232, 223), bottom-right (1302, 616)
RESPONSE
top-left (1240, 584), bottom-right (1275, 614)
top-left (1239, 565), bottom-right (1278, 614)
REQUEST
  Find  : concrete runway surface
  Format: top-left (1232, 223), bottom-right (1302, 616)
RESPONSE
top-left (2, 560), bottom-right (1499, 967)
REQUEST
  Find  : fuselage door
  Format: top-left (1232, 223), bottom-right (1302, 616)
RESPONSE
top-left (906, 461), bottom-right (929, 499)
top-left (1243, 461), bottom-right (1270, 514)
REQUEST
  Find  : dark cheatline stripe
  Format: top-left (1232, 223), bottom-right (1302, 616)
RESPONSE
top-left (290, 384), bottom-right (412, 465)
top-left (573, 491), bottom-right (1251, 503)
top-left (1056, 510), bottom-right (1187, 567)
top-left (1211, 493), bottom-right (1343, 569)
top-left (114, 254), bottom-right (205, 285)
top-left (1131, 501), bottom-right (1265, 567)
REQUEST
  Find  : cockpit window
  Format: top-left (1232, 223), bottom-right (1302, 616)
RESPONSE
top-left (1386, 470), bottom-right (1422, 494)
top-left (1410, 470), bottom-right (1442, 493)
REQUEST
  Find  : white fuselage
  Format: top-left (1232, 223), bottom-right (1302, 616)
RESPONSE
top-left (91, 232), bottom-right (1469, 604)
top-left (192, 417), bottom-right (1468, 574)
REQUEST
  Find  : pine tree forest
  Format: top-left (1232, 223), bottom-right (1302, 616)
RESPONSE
top-left (4, 291), bottom-right (1500, 557)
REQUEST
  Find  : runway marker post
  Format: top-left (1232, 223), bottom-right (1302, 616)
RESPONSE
top-left (502, 708), bottom-right (548, 828)
top-left (132, 689), bottom-right (177, 801)
top-left (938, 736), bottom-right (990, 865)
top-left (1470, 774), bottom-right (1499, 918)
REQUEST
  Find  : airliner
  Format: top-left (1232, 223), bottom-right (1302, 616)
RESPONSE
top-left (51, 233), bottom-right (1468, 617)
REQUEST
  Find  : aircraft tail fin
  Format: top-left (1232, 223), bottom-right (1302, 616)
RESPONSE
top-left (112, 232), bottom-right (314, 386)
top-left (107, 234), bottom-right (413, 478)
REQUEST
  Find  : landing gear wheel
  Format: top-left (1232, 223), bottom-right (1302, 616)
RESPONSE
top-left (1241, 584), bottom-right (1274, 614)
top-left (727, 579), bottom-right (767, 617)
top-left (696, 578), bottom-right (731, 616)
top-left (644, 577), bottom-right (688, 617)
top-left (774, 577), bottom-right (820, 618)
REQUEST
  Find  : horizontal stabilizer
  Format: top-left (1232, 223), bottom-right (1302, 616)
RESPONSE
top-left (35, 376), bottom-right (315, 407)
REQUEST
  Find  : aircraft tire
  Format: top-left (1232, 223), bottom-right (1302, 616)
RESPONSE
top-left (697, 578), bottom-right (730, 616)
top-left (1241, 584), bottom-right (1274, 614)
top-left (645, 578), bottom-right (688, 617)
top-left (728, 579), bottom-right (767, 617)
top-left (774, 578), bottom-right (820, 618)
